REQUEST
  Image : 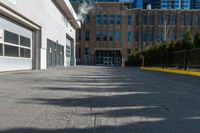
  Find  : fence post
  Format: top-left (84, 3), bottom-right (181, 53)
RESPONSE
top-left (184, 48), bottom-right (188, 70)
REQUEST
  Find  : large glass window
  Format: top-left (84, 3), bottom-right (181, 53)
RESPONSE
top-left (150, 15), bottom-right (154, 25)
top-left (128, 16), bottom-right (132, 25)
top-left (96, 31), bottom-right (101, 41)
top-left (181, 15), bottom-right (185, 25)
top-left (20, 48), bottom-right (30, 58)
top-left (20, 36), bottom-right (31, 47)
top-left (149, 32), bottom-right (154, 42)
top-left (86, 15), bottom-right (90, 23)
top-left (171, 16), bottom-right (176, 25)
top-left (109, 31), bottom-right (114, 41)
top-left (116, 31), bottom-right (120, 42)
top-left (110, 15), bottom-right (114, 25)
top-left (4, 30), bottom-right (19, 45)
top-left (96, 15), bottom-right (101, 25)
top-left (103, 31), bottom-right (107, 41)
top-left (4, 45), bottom-right (19, 57)
top-left (157, 32), bottom-right (162, 43)
top-left (103, 15), bottom-right (107, 25)
top-left (143, 15), bottom-right (147, 25)
top-left (158, 15), bottom-right (162, 25)
top-left (194, 16), bottom-right (199, 26)
top-left (85, 31), bottom-right (90, 41)
top-left (0, 43), bottom-right (2, 56)
top-left (128, 32), bottom-right (131, 43)
top-left (117, 15), bottom-right (121, 25)
top-left (136, 15), bottom-right (139, 25)
top-left (143, 32), bottom-right (147, 41)
top-left (187, 16), bottom-right (192, 25)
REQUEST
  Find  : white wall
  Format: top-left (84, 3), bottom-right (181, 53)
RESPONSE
top-left (1, 0), bottom-right (76, 69)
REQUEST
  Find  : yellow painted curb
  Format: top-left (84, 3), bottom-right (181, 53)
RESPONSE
top-left (141, 67), bottom-right (200, 77)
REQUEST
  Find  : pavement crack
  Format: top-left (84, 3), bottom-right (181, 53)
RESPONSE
top-left (24, 111), bottom-right (43, 128)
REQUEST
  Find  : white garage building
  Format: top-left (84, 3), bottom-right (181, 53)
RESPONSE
top-left (0, 0), bottom-right (81, 71)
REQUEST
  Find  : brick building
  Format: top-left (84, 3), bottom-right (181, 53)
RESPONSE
top-left (76, 3), bottom-right (200, 66)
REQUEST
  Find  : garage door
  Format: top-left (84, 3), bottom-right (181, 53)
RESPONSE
top-left (0, 16), bottom-right (32, 71)
top-left (47, 39), bottom-right (64, 67)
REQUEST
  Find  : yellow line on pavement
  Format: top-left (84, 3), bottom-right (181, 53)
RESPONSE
top-left (140, 67), bottom-right (200, 77)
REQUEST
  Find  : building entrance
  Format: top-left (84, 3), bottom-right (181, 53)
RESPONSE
top-left (95, 50), bottom-right (121, 66)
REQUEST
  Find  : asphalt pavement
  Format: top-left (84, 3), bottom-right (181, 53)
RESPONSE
top-left (0, 66), bottom-right (200, 133)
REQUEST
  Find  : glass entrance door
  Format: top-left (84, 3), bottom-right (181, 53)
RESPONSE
top-left (104, 57), bottom-right (112, 66)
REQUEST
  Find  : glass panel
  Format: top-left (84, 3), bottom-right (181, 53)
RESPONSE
top-left (20, 48), bottom-right (31, 58)
top-left (20, 36), bottom-right (31, 47)
top-left (150, 15), bottom-right (154, 25)
top-left (128, 16), bottom-right (132, 25)
top-left (143, 15), bottom-right (147, 25)
top-left (110, 15), bottom-right (114, 25)
top-left (4, 30), bottom-right (19, 45)
top-left (96, 15), bottom-right (101, 25)
top-left (4, 45), bottom-right (19, 57)
top-left (116, 32), bottom-right (120, 42)
top-left (103, 15), bottom-right (107, 25)
top-left (0, 43), bottom-right (2, 56)
top-left (117, 15), bottom-right (121, 25)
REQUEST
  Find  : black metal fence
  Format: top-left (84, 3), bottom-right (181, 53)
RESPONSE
top-left (143, 48), bottom-right (200, 70)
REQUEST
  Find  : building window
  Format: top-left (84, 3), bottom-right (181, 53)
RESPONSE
top-left (187, 15), bottom-right (192, 25)
top-left (157, 32), bottom-right (162, 43)
top-left (85, 31), bottom-right (90, 41)
top-left (96, 31), bottom-right (101, 41)
top-left (110, 15), bottom-right (114, 25)
top-left (127, 49), bottom-right (131, 54)
top-left (149, 32), bottom-right (154, 42)
top-left (171, 31), bottom-right (176, 40)
top-left (103, 31), bottom-right (107, 41)
top-left (66, 45), bottom-right (71, 57)
top-left (78, 48), bottom-right (81, 58)
top-left (171, 16), bottom-right (176, 25)
top-left (150, 15), bottom-right (154, 25)
top-left (4, 30), bottom-right (19, 45)
top-left (20, 48), bottom-right (31, 58)
top-left (143, 32), bottom-right (147, 42)
top-left (181, 15), bottom-right (185, 25)
top-left (116, 31), bottom-right (120, 42)
top-left (158, 15), bottom-right (162, 25)
top-left (128, 15), bottom-right (132, 25)
top-left (86, 15), bottom-right (90, 23)
top-left (85, 48), bottom-right (89, 55)
top-left (96, 15), bottom-right (101, 25)
top-left (136, 15), bottom-right (139, 25)
top-left (20, 36), bottom-right (31, 47)
top-left (103, 15), bottom-right (107, 25)
top-left (143, 15), bottom-right (147, 25)
top-left (0, 43), bottom-right (2, 56)
top-left (117, 15), bottom-right (121, 25)
top-left (194, 16), bottom-right (199, 26)
top-left (4, 45), bottom-right (19, 57)
top-left (128, 32), bottom-right (131, 43)
top-left (109, 31), bottom-right (114, 41)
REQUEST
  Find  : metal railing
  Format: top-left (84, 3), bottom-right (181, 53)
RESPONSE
top-left (143, 48), bottom-right (200, 70)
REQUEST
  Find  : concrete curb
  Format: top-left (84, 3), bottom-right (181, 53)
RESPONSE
top-left (140, 67), bottom-right (200, 77)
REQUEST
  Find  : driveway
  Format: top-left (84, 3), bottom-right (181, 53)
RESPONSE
top-left (0, 66), bottom-right (200, 133)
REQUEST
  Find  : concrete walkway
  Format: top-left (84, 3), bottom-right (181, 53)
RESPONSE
top-left (0, 66), bottom-right (200, 133)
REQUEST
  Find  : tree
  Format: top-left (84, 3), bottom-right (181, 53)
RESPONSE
top-left (182, 30), bottom-right (193, 49)
top-left (158, 16), bottom-right (173, 44)
top-left (193, 31), bottom-right (200, 48)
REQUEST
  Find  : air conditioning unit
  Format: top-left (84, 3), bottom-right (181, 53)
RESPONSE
top-left (0, 29), bottom-right (4, 43)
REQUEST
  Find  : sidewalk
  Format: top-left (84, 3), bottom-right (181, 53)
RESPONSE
top-left (141, 67), bottom-right (200, 77)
